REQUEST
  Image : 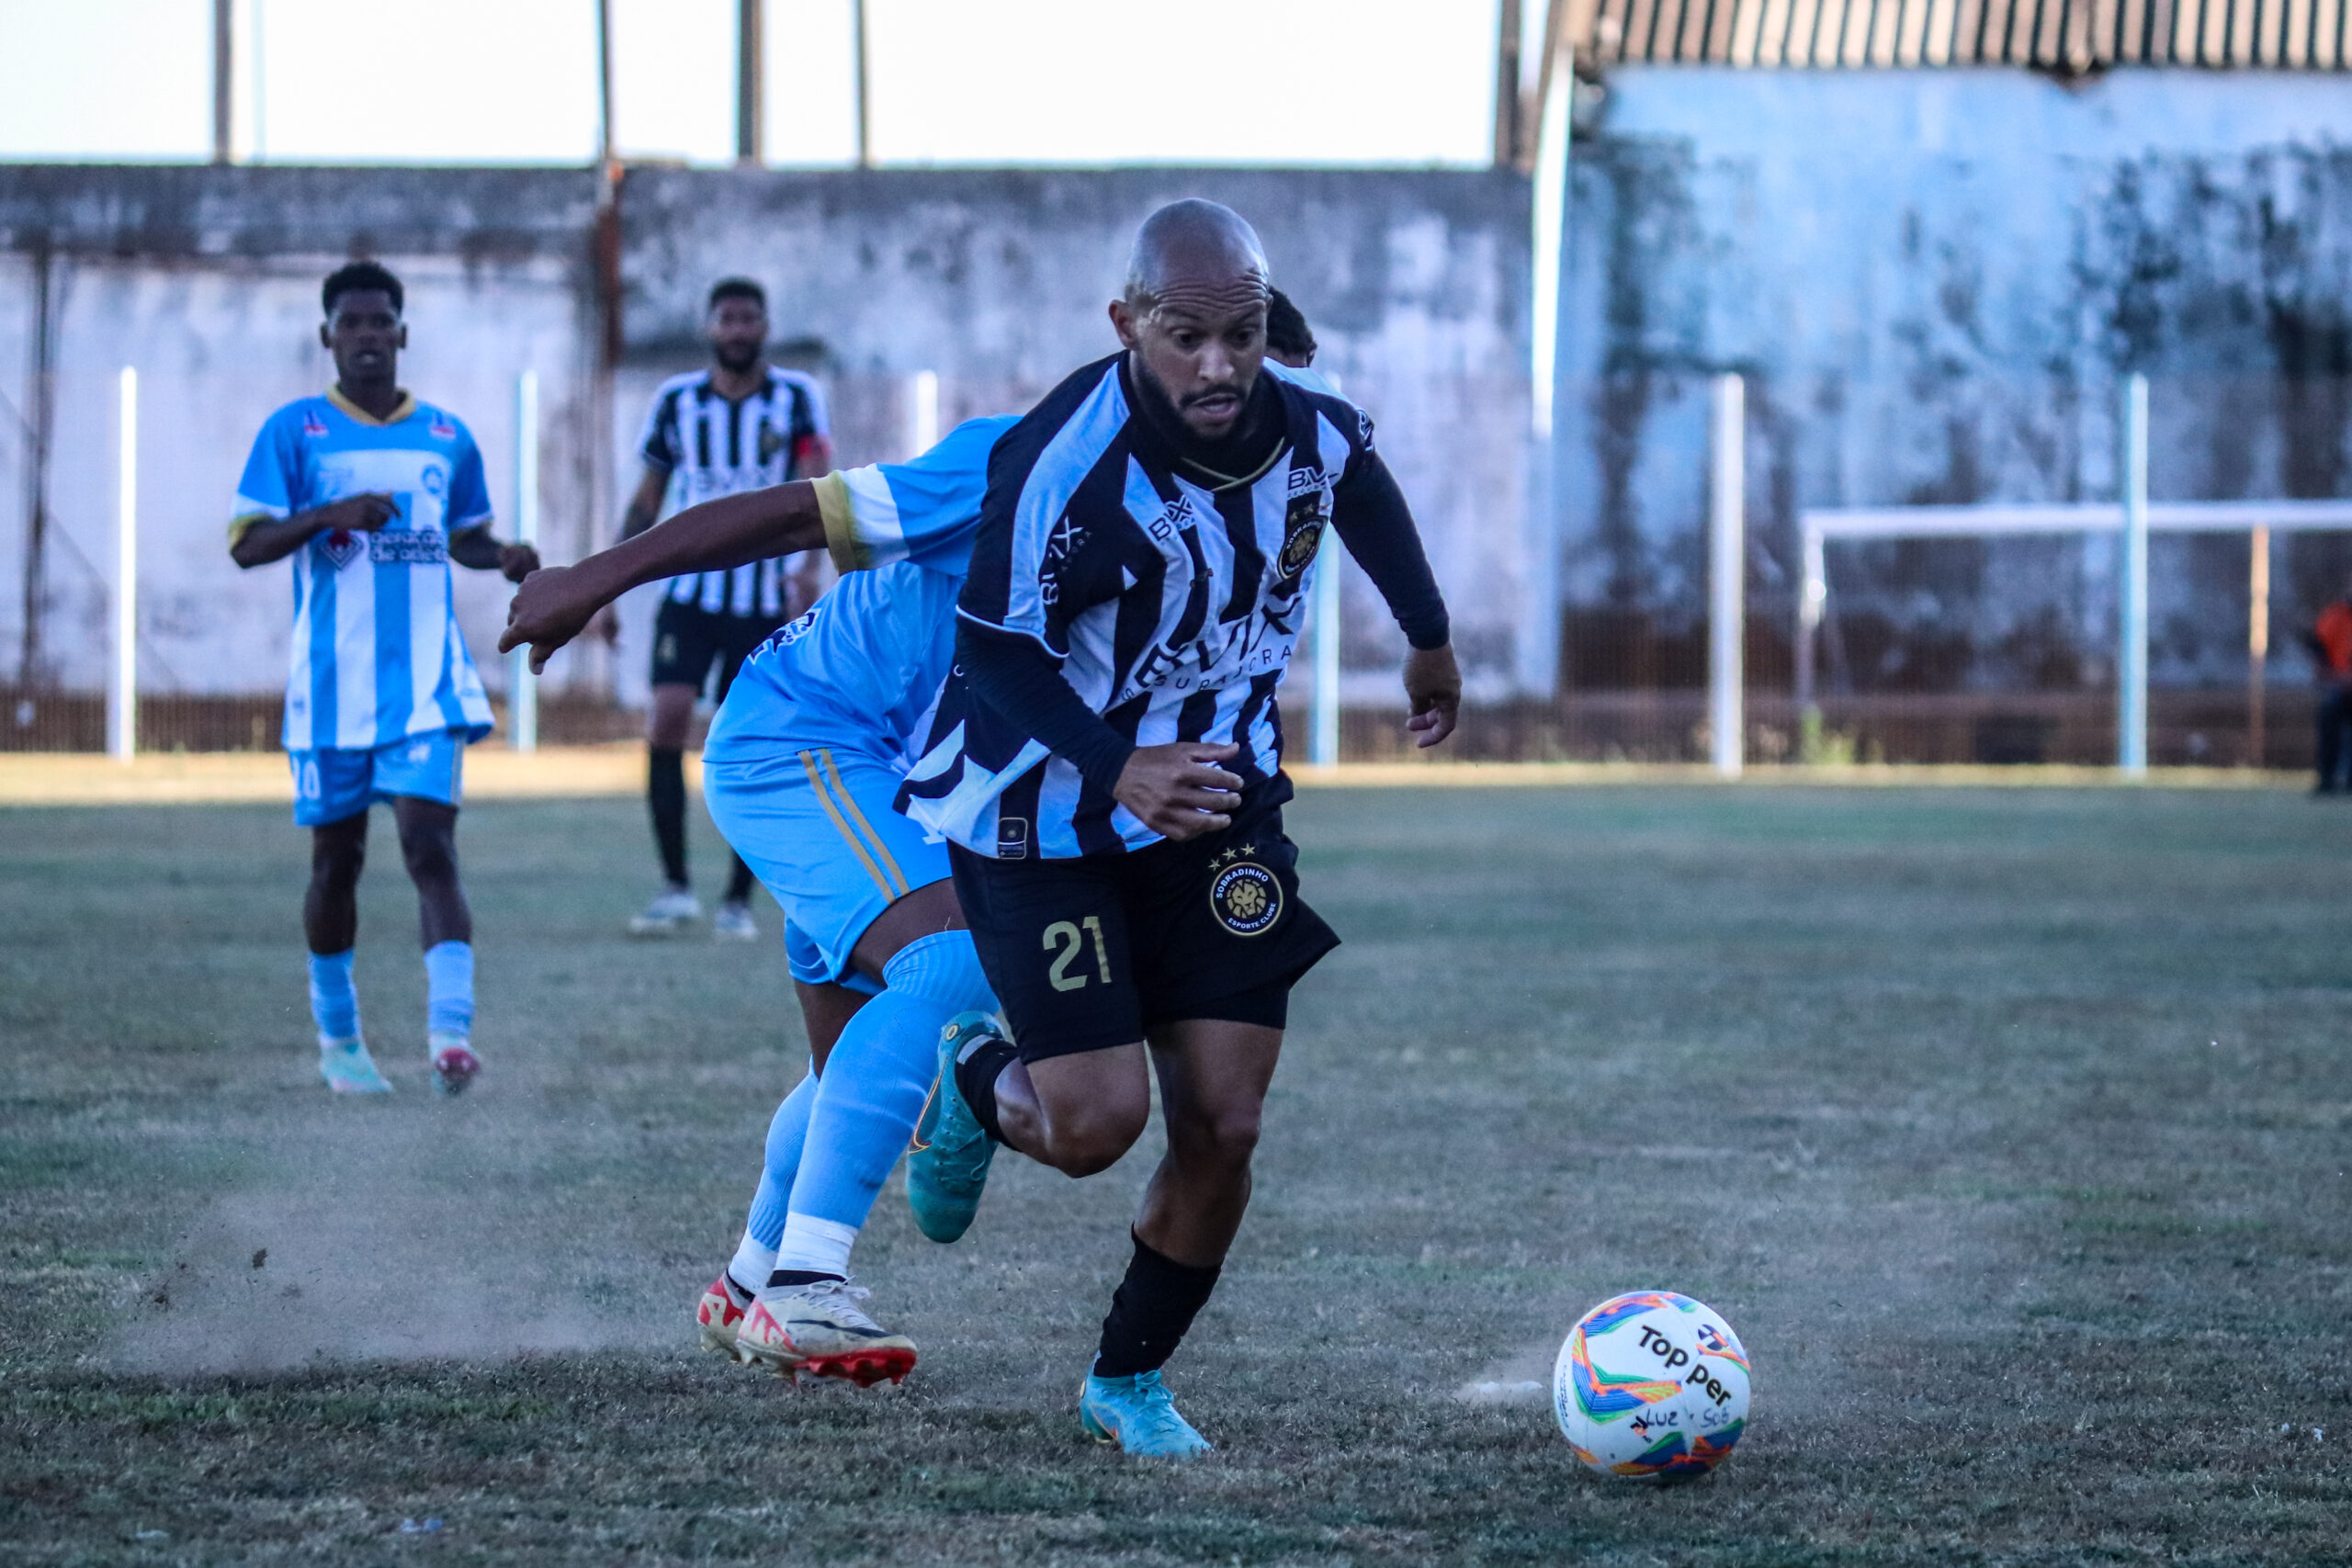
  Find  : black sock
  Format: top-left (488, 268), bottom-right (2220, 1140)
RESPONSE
top-left (765, 1268), bottom-right (844, 1290)
top-left (1093, 1234), bottom-right (1222, 1379)
top-left (648, 746), bottom-right (688, 887)
top-left (952, 1033), bottom-right (1019, 1144)
top-left (724, 852), bottom-right (757, 906)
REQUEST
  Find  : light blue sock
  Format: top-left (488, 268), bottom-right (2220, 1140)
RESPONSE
top-left (781, 932), bottom-right (996, 1261)
top-left (743, 1066), bottom-right (819, 1253)
top-left (423, 941), bottom-right (473, 1040)
top-left (307, 949), bottom-right (359, 1045)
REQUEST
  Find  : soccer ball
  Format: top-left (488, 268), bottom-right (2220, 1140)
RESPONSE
top-left (1553, 1291), bottom-right (1750, 1481)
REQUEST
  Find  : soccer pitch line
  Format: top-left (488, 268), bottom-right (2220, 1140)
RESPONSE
top-left (0, 750), bottom-right (2308, 806)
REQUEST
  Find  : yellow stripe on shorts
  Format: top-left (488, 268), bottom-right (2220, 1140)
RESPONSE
top-left (799, 749), bottom-right (902, 902)
top-left (818, 748), bottom-right (910, 897)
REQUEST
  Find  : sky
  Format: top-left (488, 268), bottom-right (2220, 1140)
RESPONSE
top-left (0, 0), bottom-right (1520, 167)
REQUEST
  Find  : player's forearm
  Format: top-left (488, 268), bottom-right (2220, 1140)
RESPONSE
top-left (232, 508), bottom-right (350, 568)
top-left (591, 481), bottom-right (825, 599)
top-left (447, 526), bottom-right (508, 570)
top-left (956, 621), bottom-right (1136, 796)
top-left (1329, 452), bottom-right (1451, 651)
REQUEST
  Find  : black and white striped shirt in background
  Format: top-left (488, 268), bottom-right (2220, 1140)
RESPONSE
top-left (900, 355), bottom-right (1442, 861)
top-left (638, 367), bottom-right (830, 617)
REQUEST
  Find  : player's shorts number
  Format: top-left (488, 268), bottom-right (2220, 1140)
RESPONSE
top-left (1043, 916), bottom-right (1113, 992)
top-left (297, 759), bottom-right (322, 800)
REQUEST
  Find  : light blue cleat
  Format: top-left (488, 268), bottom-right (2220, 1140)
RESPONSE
top-left (906, 1012), bottom-right (1003, 1243)
top-left (320, 1037), bottom-right (393, 1095)
top-left (1080, 1366), bottom-right (1214, 1459)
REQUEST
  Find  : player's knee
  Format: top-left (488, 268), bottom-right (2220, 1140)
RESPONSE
top-left (1170, 1099), bottom-right (1262, 1171)
top-left (311, 835), bottom-right (365, 888)
top-left (399, 828), bottom-right (458, 885)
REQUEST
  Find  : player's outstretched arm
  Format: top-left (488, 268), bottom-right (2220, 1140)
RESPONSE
top-left (228, 493), bottom-right (397, 569)
top-left (500, 479), bottom-right (826, 671)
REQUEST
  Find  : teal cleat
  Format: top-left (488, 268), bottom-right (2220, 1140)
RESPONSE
top-left (1080, 1366), bottom-right (1213, 1459)
top-left (320, 1037), bottom-right (392, 1095)
top-left (906, 1012), bottom-right (1002, 1243)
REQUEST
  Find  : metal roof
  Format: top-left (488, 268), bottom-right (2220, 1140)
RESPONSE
top-left (1573, 0), bottom-right (2347, 70)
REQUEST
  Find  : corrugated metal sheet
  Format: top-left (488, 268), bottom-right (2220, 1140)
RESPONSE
top-left (1578, 0), bottom-right (2349, 68)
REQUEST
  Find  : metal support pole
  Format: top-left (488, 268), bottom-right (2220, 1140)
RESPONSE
top-left (735, 0), bottom-right (763, 164)
top-left (852, 0), bottom-right (872, 168)
top-left (110, 368), bottom-right (137, 762)
top-left (1709, 373), bottom-right (1745, 779)
top-left (2248, 523), bottom-right (2270, 768)
top-left (510, 370), bottom-right (540, 752)
top-left (1518, 42), bottom-right (1573, 698)
top-left (2119, 373), bottom-right (2149, 776)
top-left (1311, 536), bottom-right (1341, 767)
top-left (212, 0), bottom-right (233, 164)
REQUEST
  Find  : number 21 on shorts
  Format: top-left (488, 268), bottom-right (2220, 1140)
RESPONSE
top-left (1043, 916), bottom-right (1113, 991)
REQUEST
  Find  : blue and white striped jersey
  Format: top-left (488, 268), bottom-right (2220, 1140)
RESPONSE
top-left (701, 415), bottom-right (1018, 769)
top-left (639, 367), bottom-right (830, 618)
top-left (233, 390), bottom-right (496, 752)
top-left (898, 355), bottom-right (1378, 860)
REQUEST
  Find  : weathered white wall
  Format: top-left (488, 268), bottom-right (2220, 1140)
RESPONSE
top-left (1555, 70), bottom-right (2352, 691)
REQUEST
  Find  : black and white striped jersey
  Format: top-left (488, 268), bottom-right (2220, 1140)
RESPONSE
top-left (638, 367), bottom-right (831, 617)
top-left (898, 355), bottom-right (1381, 861)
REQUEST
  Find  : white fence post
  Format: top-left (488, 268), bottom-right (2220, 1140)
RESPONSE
top-left (1709, 373), bottom-right (1745, 779)
top-left (1519, 60), bottom-right (1573, 699)
top-left (1311, 534), bottom-right (1340, 767)
top-left (110, 367), bottom-right (138, 762)
top-left (909, 369), bottom-right (940, 457)
top-left (510, 368), bottom-right (540, 753)
top-left (2119, 373), bottom-right (2149, 777)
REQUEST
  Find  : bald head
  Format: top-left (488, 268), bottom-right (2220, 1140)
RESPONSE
top-left (1111, 200), bottom-right (1274, 445)
top-left (1123, 199), bottom-right (1270, 308)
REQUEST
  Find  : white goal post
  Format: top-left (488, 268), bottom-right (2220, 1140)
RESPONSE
top-left (1795, 379), bottom-right (2352, 773)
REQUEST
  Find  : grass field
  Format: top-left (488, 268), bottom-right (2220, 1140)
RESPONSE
top-left (4, 784), bottom-right (2349, 1565)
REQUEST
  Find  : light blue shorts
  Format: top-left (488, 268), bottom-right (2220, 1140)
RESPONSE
top-left (702, 744), bottom-right (951, 988)
top-left (288, 728), bottom-right (467, 827)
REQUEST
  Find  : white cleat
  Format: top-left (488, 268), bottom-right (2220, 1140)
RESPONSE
top-left (628, 887), bottom-right (702, 937)
top-left (695, 1271), bottom-right (755, 1359)
top-left (734, 1278), bottom-right (917, 1387)
top-left (320, 1037), bottom-right (393, 1095)
top-left (712, 900), bottom-right (760, 942)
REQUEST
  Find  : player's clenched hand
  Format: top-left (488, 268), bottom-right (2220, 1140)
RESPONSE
top-left (316, 493), bottom-right (398, 534)
top-left (1403, 643), bottom-right (1461, 750)
top-left (496, 543), bottom-right (541, 583)
top-left (1114, 742), bottom-right (1242, 840)
top-left (500, 563), bottom-right (605, 673)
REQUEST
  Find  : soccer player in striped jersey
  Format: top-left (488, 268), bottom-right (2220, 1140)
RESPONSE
top-left (901, 203), bottom-right (1460, 1456)
top-left (619, 277), bottom-right (833, 942)
top-left (230, 261), bottom-right (539, 1097)
top-left (503, 417), bottom-right (1012, 1383)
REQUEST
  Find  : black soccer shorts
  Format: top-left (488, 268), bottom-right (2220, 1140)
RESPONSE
top-left (649, 599), bottom-right (783, 705)
top-left (949, 776), bottom-right (1340, 1062)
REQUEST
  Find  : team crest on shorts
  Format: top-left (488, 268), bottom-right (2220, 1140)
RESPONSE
top-left (1209, 857), bottom-right (1283, 937)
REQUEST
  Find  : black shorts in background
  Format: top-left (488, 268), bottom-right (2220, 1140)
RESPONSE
top-left (950, 775), bottom-right (1340, 1062)
top-left (650, 599), bottom-right (784, 705)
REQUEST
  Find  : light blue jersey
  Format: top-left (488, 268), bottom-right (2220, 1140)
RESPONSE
top-left (233, 390), bottom-right (496, 751)
top-left (703, 416), bottom-right (1015, 770)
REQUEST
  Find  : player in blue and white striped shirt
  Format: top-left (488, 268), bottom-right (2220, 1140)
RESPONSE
top-left (230, 261), bottom-right (538, 1099)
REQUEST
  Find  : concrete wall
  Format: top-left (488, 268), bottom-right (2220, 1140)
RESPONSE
top-left (0, 164), bottom-right (1532, 714)
top-left (1555, 69), bottom-right (2352, 694)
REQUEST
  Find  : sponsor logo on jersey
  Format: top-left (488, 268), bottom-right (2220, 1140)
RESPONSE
top-left (758, 605), bottom-right (824, 656)
top-left (996, 816), bottom-right (1030, 860)
top-left (1208, 856), bottom-right (1282, 937)
top-left (301, 412), bottom-right (331, 438)
top-left (317, 530), bottom-right (368, 570)
top-left (429, 416), bottom-right (457, 441)
top-left (759, 424), bottom-right (786, 464)
top-left (370, 530), bottom-right (447, 565)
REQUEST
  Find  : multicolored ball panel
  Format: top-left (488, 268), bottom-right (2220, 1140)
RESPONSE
top-left (1552, 1291), bottom-right (1751, 1481)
